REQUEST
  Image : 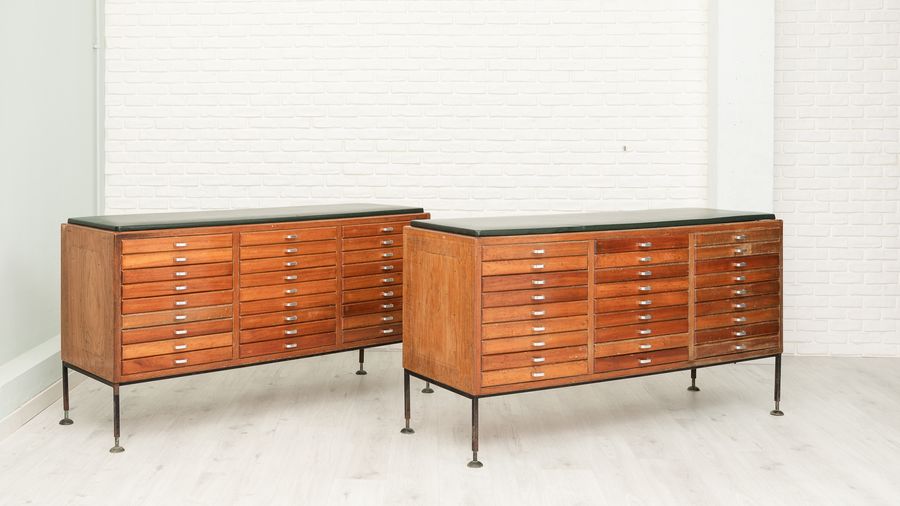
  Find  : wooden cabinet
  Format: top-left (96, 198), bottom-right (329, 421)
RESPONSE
top-left (60, 204), bottom-right (427, 452)
top-left (401, 208), bottom-right (784, 467)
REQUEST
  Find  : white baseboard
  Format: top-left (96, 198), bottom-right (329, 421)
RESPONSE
top-left (0, 373), bottom-right (85, 443)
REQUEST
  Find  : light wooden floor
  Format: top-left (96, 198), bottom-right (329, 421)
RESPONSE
top-left (1, 352), bottom-right (898, 506)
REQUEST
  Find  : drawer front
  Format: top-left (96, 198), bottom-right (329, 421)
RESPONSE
top-left (695, 294), bottom-right (780, 316)
top-left (342, 285), bottom-right (403, 304)
top-left (483, 300), bottom-right (588, 324)
top-left (122, 262), bottom-right (233, 284)
top-left (595, 263), bottom-right (689, 283)
top-left (342, 272), bottom-right (403, 291)
top-left (342, 221), bottom-right (409, 238)
top-left (240, 240), bottom-right (337, 260)
top-left (482, 241), bottom-right (589, 261)
top-left (595, 249), bottom-right (688, 269)
top-left (240, 266), bottom-right (337, 288)
top-left (695, 281), bottom-right (780, 302)
top-left (481, 330), bottom-right (588, 355)
top-left (122, 318), bottom-right (233, 345)
top-left (482, 286), bottom-right (588, 308)
top-left (342, 299), bottom-right (402, 317)
top-left (695, 335), bottom-right (779, 359)
top-left (240, 306), bottom-right (337, 330)
top-left (696, 321), bottom-right (780, 345)
top-left (240, 292), bottom-right (338, 315)
top-left (342, 234), bottom-right (403, 251)
top-left (595, 306), bottom-right (688, 328)
top-left (695, 254), bottom-right (780, 275)
top-left (122, 248), bottom-right (233, 270)
top-left (342, 311), bottom-right (402, 330)
top-left (122, 290), bottom-right (233, 314)
top-left (482, 256), bottom-right (588, 277)
top-left (342, 259), bottom-right (403, 278)
top-left (594, 347), bottom-right (689, 374)
top-left (122, 305), bottom-right (233, 330)
top-left (695, 307), bottom-right (780, 330)
top-left (594, 319), bottom-right (688, 343)
top-left (594, 291), bottom-right (689, 313)
top-left (122, 346), bottom-right (232, 375)
top-left (482, 345), bottom-right (588, 372)
top-left (122, 332), bottom-right (233, 360)
top-left (696, 241), bottom-right (781, 260)
top-left (482, 315), bottom-right (589, 340)
top-left (240, 252), bottom-right (337, 274)
top-left (240, 226), bottom-right (336, 246)
top-left (595, 277), bottom-right (688, 298)
top-left (482, 270), bottom-right (589, 292)
top-left (482, 360), bottom-right (587, 388)
top-left (240, 319), bottom-right (337, 344)
top-left (343, 322), bottom-right (403, 343)
top-left (596, 234), bottom-right (688, 253)
top-left (594, 333), bottom-right (689, 358)
top-left (239, 279), bottom-right (337, 302)
top-left (240, 332), bottom-right (337, 358)
top-left (122, 276), bottom-right (233, 299)
top-left (343, 247), bottom-right (403, 264)
top-left (121, 234), bottom-right (232, 254)
top-left (696, 226), bottom-right (781, 246)
top-left (695, 268), bottom-right (780, 288)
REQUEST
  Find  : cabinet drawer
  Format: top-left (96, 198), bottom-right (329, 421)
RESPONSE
top-left (342, 272), bottom-right (403, 291)
top-left (342, 259), bottom-right (403, 278)
top-left (482, 345), bottom-right (588, 372)
top-left (595, 263), bottom-right (689, 284)
top-left (695, 307), bottom-right (780, 330)
top-left (595, 319), bottom-right (688, 343)
top-left (695, 254), bottom-right (780, 275)
top-left (595, 277), bottom-right (688, 298)
top-left (240, 292), bottom-right (337, 316)
top-left (482, 330), bottom-right (588, 355)
top-left (696, 226), bottom-right (781, 246)
top-left (594, 306), bottom-right (688, 328)
top-left (240, 266), bottom-right (336, 288)
top-left (483, 300), bottom-right (588, 324)
top-left (594, 347), bottom-right (688, 374)
top-left (122, 346), bottom-right (232, 376)
top-left (122, 276), bottom-right (233, 299)
top-left (595, 249), bottom-right (688, 269)
top-left (342, 285), bottom-right (403, 304)
top-left (342, 299), bottom-right (402, 317)
top-left (121, 234), bottom-right (232, 254)
top-left (695, 335), bottom-right (779, 359)
top-left (342, 311), bottom-right (402, 330)
top-left (240, 252), bottom-right (337, 274)
top-left (239, 279), bottom-right (337, 302)
top-left (482, 286), bottom-right (588, 309)
top-left (482, 241), bottom-right (589, 261)
top-left (122, 332), bottom-right (233, 360)
top-left (695, 294), bottom-right (780, 316)
top-left (240, 332), bottom-right (336, 358)
top-left (342, 234), bottom-right (403, 251)
top-left (122, 248), bottom-right (233, 270)
top-left (594, 291), bottom-right (688, 313)
top-left (122, 262), bottom-right (233, 284)
top-left (482, 270), bottom-right (589, 292)
top-left (239, 226), bottom-right (336, 246)
top-left (343, 322), bottom-right (403, 343)
top-left (482, 315), bottom-right (588, 340)
top-left (240, 306), bottom-right (337, 330)
top-left (122, 318), bottom-right (233, 345)
top-left (482, 256), bottom-right (587, 276)
top-left (122, 305), bottom-right (233, 330)
top-left (594, 333), bottom-right (689, 358)
top-left (343, 247), bottom-right (403, 264)
top-left (342, 221), bottom-right (409, 238)
top-left (696, 321), bottom-right (780, 345)
top-left (596, 234), bottom-right (688, 253)
top-left (695, 280), bottom-right (780, 302)
top-left (240, 319), bottom-right (336, 344)
top-left (122, 290), bottom-right (233, 315)
top-left (695, 268), bottom-right (780, 288)
top-left (696, 241), bottom-right (781, 260)
top-left (240, 240), bottom-right (336, 260)
top-left (482, 360), bottom-right (587, 388)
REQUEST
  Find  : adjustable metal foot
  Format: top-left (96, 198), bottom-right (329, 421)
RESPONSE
top-left (59, 410), bottom-right (73, 426)
top-left (421, 382), bottom-right (434, 394)
top-left (771, 354), bottom-right (784, 416)
top-left (109, 438), bottom-right (125, 454)
top-left (60, 364), bottom-right (74, 425)
top-left (770, 402), bottom-right (784, 417)
top-left (355, 348), bottom-right (367, 375)
top-left (468, 397), bottom-right (482, 468)
top-left (111, 384), bottom-right (124, 453)
top-left (400, 370), bottom-right (414, 434)
top-left (467, 452), bottom-right (483, 468)
top-left (687, 368), bottom-right (700, 392)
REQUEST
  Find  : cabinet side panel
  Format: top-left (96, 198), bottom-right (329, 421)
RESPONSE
top-left (403, 228), bottom-right (476, 394)
top-left (61, 224), bottom-right (117, 381)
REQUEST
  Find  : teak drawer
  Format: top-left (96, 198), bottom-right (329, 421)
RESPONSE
top-left (594, 319), bottom-right (688, 343)
top-left (482, 360), bottom-right (588, 387)
top-left (481, 345), bottom-right (588, 372)
top-left (240, 240), bottom-right (337, 260)
top-left (482, 315), bottom-right (589, 340)
top-left (594, 333), bottom-right (689, 358)
top-left (342, 221), bottom-right (408, 238)
top-left (696, 227), bottom-right (781, 246)
top-left (594, 347), bottom-right (688, 374)
top-left (482, 286), bottom-right (588, 308)
top-left (594, 277), bottom-right (688, 298)
top-left (695, 307), bottom-right (780, 330)
top-left (342, 311), bottom-right (402, 330)
top-left (343, 322), bottom-right (403, 342)
top-left (122, 305), bottom-right (233, 330)
top-left (594, 291), bottom-right (689, 313)
top-left (695, 268), bottom-right (780, 288)
top-left (122, 276), bottom-right (233, 299)
top-left (695, 294), bottom-right (780, 316)
top-left (482, 256), bottom-right (588, 276)
top-left (342, 299), bottom-right (401, 317)
top-left (240, 252), bottom-right (337, 275)
top-left (594, 306), bottom-right (688, 328)
top-left (121, 234), bottom-right (232, 254)
top-left (482, 241), bottom-right (590, 261)
top-left (695, 254), bottom-right (780, 275)
top-left (122, 346), bottom-right (232, 376)
top-left (695, 321), bottom-right (780, 345)
top-left (122, 332), bottom-right (233, 360)
top-left (240, 319), bottom-right (337, 344)
top-left (594, 263), bottom-right (689, 283)
top-left (596, 234), bottom-right (688, 253)
top-left (122, 248), bottom-right (233, 270)
top-left (342, 286), bottom-right (403, 304)
top-left (122, 318), bottom-right (233, 345)
top-left (695, 335), bottom-right (779, 359)
top-left (595, 249), bottom-right (688, 269)
top-left (481, 331), bottom-right (588, 355)
top-left (240, 292), bottom-right (338, 316)
top-left (695, 281), bottom-right (780, 302)
top-left (122, 290), bottom-right (233, 315)
top-left (482, 300), bottom-right (588, 324)
top-left (342, 259), bottom-right (403, 278)
top-left (342, 234), bottom-right (403, 251)
top-left (239, 279), bottom-right (337, 302)
top-left (343, 247), bottom-right (403, 264)
top-left (482, 270), bottom-right (589, 292)
top-left (240, 306), bottom-right (337, 330)
top-left (240, 266), bottom-right (337, 288)
top-left (342, 272), bottom-right (403, 291)
top-left (239, 226), bottom-right (336, 246)
top-left (240, 332), bottom-right (337, 358)
top-left (695, 241), bottom-right (781, 260)
top-left (122, 263), bottom-right (233, 284)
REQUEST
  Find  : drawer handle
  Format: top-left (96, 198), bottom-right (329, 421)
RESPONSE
top-left (638, 270), bottom-right (652, 277)
top-left (734, 234), bottom-right (748, 241)
top-left (382, 277), bottom-right (395, 283)
top-left (638, 242), bottom-right (653, 248)
top-left (285, 343), bottom-right (298, 349)
top-left (532, 341), bottom-right (546, 347)
top-left (639, 344), bottom-right (652, 350)
top-left (733, 302), bottom-right (747, 310)
top-left (734, 275), bottom-right (746, 282)
top-left (285, 289), bottom-right (298, 295)
top-left (532, 279), bottom-right (546, 286)
top-left (382, 315), bottom-right (395, 322)
top-left (174, 344), bottom-right (188, 350)
top-left (532, 357), bottom-right (545, 363)
top-left (382, 328), bottom-right (395, 335)
top-left (382, 265), bottom-right (395, 271)
top-left (285, 261), bottom-right (298, 267)
top-left (532, 264), bottom-right (545, 270)
top-left (285, 234), bottom-right (298, 240)
top-left (175, 300), bottom-right (188, 306)
top-left (639, 358), bottom-right (652, 365)
top-left (638, 329), bottom-right (652, 335)
top-left (532, 295), bottom-right (546, 301)
top-left (175, 285), bottom-right (188, 291)
top-left (734, 316), bottom-right (747, 323)
top-left (174, 257), bottom-right (188, 263)
top-left (381, 227), bottom-right (395, 233)
top-left (174, 359), bottom-right (188, 365)
top-left (285, 248), bottom-right (299, 254)
top-left (285, 302), bottom-right (298, 308)
top-left (285, 275), bottom-right (298, 281)
top-left (174, 330), bottom-right (188, 336)
top-left (382, 252), bottom-right (394, 258)
top-left (733, 289), bottom-right (748, 296)
top-left (638, 314), bottom-right (652, 321)
top-left (639, 285), bottom-right (652, 292)
top-left (174, 271), bottom-right (188, 277)
top-left (382, 303), bottom-right (395, 310)
top-left (174, 315), bottom-right (188, 321)
top-left (734, 248), bottom-right (746, 255)
top-left (381, 239), bottom-right (394, 246)
top-left (733, 261), bottom-right (747, 268)
top-left (532, 249), bottom-right (545, 255)
top-left (734, 330), bottom-right (748, 337)
top-left (639, 256), bottom-right (652, 263)
top-left (735, 344), bottom-right (747, 351)
top-left (638, 300), bottom-right (652, 306)
top-left (285, 315), bottom-right (298, 322)
top-left (382, 291), bottom-right (395, 297)
top-left (531, 372), bottom-right (545, 378)
top-left (532, 326), bottom-right (546, 332)
top-left (285, 329), bottom-right (299, 336)
top-left (174, 242), bottom-right (188, 248)
top-left (531, 310), bottom-right (546, 317)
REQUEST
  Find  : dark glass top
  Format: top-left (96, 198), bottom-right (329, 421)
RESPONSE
top-left (69, 203), bottom-right (425, 232)
top-left (411, 208), bottom-right (776, 237)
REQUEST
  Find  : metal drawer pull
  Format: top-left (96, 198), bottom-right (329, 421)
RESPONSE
top-left (638, 270), bottom-right (652, 277)
top-left (382, 265), bottom-right (394, 271)
top-left (285, 275), bottom-right (298, 281)
top-left (532, 280), bottom-right (546, 286)
top-left (638, 300), bottom-right (652, 306)
top-left (532, 357), bottom-right (545, 363)
top-left (382, 252), bottom-right (394, 258)
top-left (284, 329), bottom-right (298, 336)
top-left (532, 295), bottom-right (546, 301)
top-left (639, 285), bottom-right (652, 292)
top-left (174, 344), bottom-right (188, 350)
top-left (733, 261), bottom-right (747, 268)
top-left (733, 302), bottom-right (747, 309)
top-left (285, 248), bottom-right (299, 254)
top-left (382, 303), bottom-right (395, 310)
top-left (381, 240), bottom-right (394, 246)
top-left (532, 249), bottom-right (545, 255)
top-left (532, 372), bottom-right (545, 378)
top-left (639, 344), bottom-right (653, 350)
top-left (532, 264), bottom-right (545, 269)
top-left (285, 316), bottom-right (298, 322)
top-left (382, 291), bottom-right (394, 297)
top-left (285, 343), bottom-right (298, 349)
top-left (734, 248), bottom-right (746, 255)
top-left (734, 275), bottom-right (746, 282)
top-left (532, 326), bottom-right (546, 332)
top-left (531, 310), bottom-right (546, 317)
top-left (285, 261), bottom-right (298, 267)
top-left (734, 330), bottom-right (747, 337)
top-left (285, 234), bottom-right (298, 240)
top-left (174, 330), bottom-right (188, 336)
top-left (532, 341), bottom-right (546, 347)
top-left (734, 316), bottom-right (747, 323)
top-left (382, 316), bottom-right (395, 322)
top-left (733, 289), bottom-right (748, 296)
top-left (174, 257), bottom-right (188, 263)
top-left (382, 328), bottom-right (395, 334)
top-left (174, 285), bottom-right (188, 291)
top-left (174, 242), bottom-right (188, 248)
top-left (382, 278), bottom-right (395, 283)
top-left (638, 242), bottom-right (653, 248)
top-left (639, 358), bottom-right (652, 365)
top-left (174, 359), bottom-right (188, 365)
top-left (639, 256), bottom-right (652, 263)
top-left (735, 344), bottom-right (747, 351)
top-left (175, 301), bottom-right (188, 306)
top-left (175, 271), bottom-right (188, 277)
top-left (638, 329), bottom-right (652, 335)
top-left (285, 289), bottom-right (298, 295)
top-left (284, 302), bottom-right (298, 308)
top-left (382, 227), bottom-right (395, 233)
top-left (174, 315), bottom-right (187, 321)
top-left (734, 234), bottom-right (747, 241)
top-left (639, 314), bottom-right (652, 321)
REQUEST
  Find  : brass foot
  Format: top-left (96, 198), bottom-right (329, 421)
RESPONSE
top-left (109, 438), bottom-right (125, 454)
top-left (59, 410), bottom-right (73, 425)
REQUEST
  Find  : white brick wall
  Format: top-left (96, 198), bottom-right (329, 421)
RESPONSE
top-left (775, 0), bottom-right (900, 356)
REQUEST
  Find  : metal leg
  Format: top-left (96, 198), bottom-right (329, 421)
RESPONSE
top-left (770, 354), bottom-right (784, 416)
top-left (400, 370), bottom-right (414, 434)
top-left (110, 384), bottom-right (124, 453)
top-left (59, 364), bottom-right (74, 426)
top-left (356, 348), bottom-right (367, 375)
top-left (687, 368), bottom-right (700, 392)
top-left (467, 397), bottom-right (483, 468)
top-left (422, 381), bottom-right (434, 394)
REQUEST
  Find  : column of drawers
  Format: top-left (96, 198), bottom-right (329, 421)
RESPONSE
top-left (593, 233), bottom-right (691, 374)
top-left (479, 242), bottom-right (591, 387)
top-left (238, 227), bottom-right (339, 358)
top-left (340, 220), bottom-right (408, 343)
top-left (694, 226), bottom-right (782, 359)
top-left (120, 234), bottom-right (234, 375)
